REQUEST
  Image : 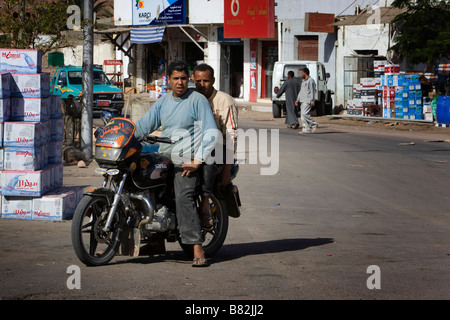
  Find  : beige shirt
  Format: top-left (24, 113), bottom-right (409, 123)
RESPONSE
top-left (207, 89), bottom-right (238, 155)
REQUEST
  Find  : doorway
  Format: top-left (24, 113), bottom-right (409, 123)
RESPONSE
top-left (220, 43), bottom-right (243, 97)
top-left (261, 42), bottom-right (278, 99)
top-left (298, 35), bottom-right (319, 61)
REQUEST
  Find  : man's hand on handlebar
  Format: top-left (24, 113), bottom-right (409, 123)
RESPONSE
top-left (143, 135), bottom-right (175, 144)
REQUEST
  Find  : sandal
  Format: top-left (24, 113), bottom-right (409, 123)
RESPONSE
top-left (192, 257), bottom-right (210, 267)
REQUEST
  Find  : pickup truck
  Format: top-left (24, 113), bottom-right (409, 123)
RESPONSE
top-left (272, 60), bottom-right (333, 118)
top-left (50, 66), bottom-right (124, 115)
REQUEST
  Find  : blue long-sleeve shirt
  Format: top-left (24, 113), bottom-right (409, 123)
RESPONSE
top-left (135, 89), bottom-right (219, 164)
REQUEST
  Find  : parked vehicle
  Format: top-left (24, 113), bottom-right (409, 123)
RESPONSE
top-left (50, 66), bottom-right (124, 115)
top-left (71, 117), bottom-right (241, 266)
top-left (272, 60), bottom-right (333, 117)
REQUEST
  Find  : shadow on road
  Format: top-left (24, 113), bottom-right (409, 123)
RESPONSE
top-left (215, 237), bottom-right (335, 262)
top-left (116, 237), bottom-right (334, 266)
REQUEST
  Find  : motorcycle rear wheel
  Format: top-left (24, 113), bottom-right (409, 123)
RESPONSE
top-left (71, 195), bottom-right (125, 266)
top-left (180, 194), bottom-right (229, 258)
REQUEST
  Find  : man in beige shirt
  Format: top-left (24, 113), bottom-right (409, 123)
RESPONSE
top-left (193, 63), bottom-right (238, 229)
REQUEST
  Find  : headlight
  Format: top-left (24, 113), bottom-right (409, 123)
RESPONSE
top-left (95, 168), bottom-right (107, 175)
top-left (114, 93), bottom-right (123, 100)
top-left (95, 168), bottom-right (120, 175)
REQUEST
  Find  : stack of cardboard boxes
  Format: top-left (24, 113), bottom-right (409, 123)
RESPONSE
top-left (347, 77), bottom-right (380, 116)
top-left (347, 61), bottom-right (428, 121)
top-left (0, 48), bottom-right (82, 221)
top-left (380, 64), bottom-right (424, 120)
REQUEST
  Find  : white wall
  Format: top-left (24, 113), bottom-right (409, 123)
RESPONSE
top-left (189, 0), bottom-right (224, 24)
top-left (114, 0), bottom-right (133, 26)
top-left (334, 23), bottom-right (391, 105)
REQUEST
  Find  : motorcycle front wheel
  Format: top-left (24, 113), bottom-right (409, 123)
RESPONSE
top-left (71, 195), bottom-right (125, 266)
top-left (180, 194), bottom-right (229, 258)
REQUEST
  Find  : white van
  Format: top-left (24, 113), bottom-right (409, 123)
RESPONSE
top-left (272, 61), bottom-right (333, 118)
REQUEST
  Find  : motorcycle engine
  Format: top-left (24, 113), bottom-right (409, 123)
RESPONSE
top-left (144, 206), bottom-right (176, 232)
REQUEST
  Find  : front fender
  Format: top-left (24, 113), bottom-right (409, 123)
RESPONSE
top-left (83, 187), bottom-right (116, 206)
top-left (84, 187), bottom-right (132, 210)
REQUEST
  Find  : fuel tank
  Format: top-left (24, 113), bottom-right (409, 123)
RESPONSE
top-left (131, 152), bottom-right (172, 189)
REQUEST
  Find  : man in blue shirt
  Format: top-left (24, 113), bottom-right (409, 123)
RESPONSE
top-left (135, 61), bottom-right (219, 267)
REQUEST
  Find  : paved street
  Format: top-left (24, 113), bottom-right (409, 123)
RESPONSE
top-left (0, 112), bottom-right (449, 302)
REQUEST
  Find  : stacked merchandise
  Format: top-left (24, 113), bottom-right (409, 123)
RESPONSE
top-left (380, 64), bottom-right (424, 120)
top-left (347, 78), bottom-right (380, 116)
top-left (0, 48), bottom-right (82, 221)
top-left (347, 61), bottom-right (427, 120)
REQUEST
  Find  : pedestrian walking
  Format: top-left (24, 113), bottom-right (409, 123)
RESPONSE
top-left (296, 67), bottom-right (318, 134)
top-left (276, 70), bottom-right (300, 129)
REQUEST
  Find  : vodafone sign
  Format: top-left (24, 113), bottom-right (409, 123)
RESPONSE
top-left (224, 0), bottom-right (275, 39)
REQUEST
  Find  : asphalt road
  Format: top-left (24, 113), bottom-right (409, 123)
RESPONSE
top-left (0, 115), bottom-right (449, 302)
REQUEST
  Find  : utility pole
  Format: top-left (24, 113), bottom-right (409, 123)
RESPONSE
top-left (81, 0), bottom-right (94, 159)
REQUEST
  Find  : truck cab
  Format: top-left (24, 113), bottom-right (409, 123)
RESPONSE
top-left (272, 61), bottom-right (333, 118)
top-left (51, 66), bottom-right (124, 114)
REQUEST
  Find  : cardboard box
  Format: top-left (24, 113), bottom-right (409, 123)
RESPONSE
top-left (384, 64), bottom-right (400, 74)
top-left (383, 107), bottom-right (393, 118)
top-left (0, 49), bottom-right (42, 74)
top-left (3, 146), bottom-right (43, 171)
top-left (50, 118), bottom-right (64, 142)
top-left (0, 97), bottom-right (11, 122)
top-left (11, 97), bottom-right (49, 122)
top-left (3, 121), bottom-right (41, 147)
top-left (360, 78), bottom-right (380, 87)
top-left (0, 73), bottom-right (11, 98)
top-left (2, 168), bottom-right (51, 197)
top-left (10, 73), bottom-right (50, 98)
top-left (40, 120), bottom-right (50, 146)
top-left (49, 94), bottom-right (63, 119)
top-left (48, 141), bottom-right (62, 164)
top-left (31, 186), bottom-right (82, 221)
top-left (424, 112), bottom-right (433, 121)
top-left (1, 196), bottom-right (33, 219)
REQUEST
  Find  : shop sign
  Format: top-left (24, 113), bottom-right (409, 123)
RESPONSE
top-left (304, 13), bottom-right (335, 33)
top-left (224, 0), bottom-right (275, 39)
top-left (132, 0), bottom-right (186, 26)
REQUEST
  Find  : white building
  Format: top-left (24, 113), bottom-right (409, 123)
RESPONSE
top-left (108, 0), bottom-right (398, 107)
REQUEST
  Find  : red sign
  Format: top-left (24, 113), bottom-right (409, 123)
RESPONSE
top-left (104, 60), bottom-right (123, 65)
top-left (224, 0), bottom-right (275, 39)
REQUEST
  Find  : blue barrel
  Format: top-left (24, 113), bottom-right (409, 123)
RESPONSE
top-left (436, 96), bottom-right (450, 124)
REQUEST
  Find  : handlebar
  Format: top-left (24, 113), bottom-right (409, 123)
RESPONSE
top-left (142, 135), bottom-right (176, 145)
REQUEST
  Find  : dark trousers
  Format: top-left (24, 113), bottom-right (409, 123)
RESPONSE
top-left (202, 164), bottom-right (220, 197)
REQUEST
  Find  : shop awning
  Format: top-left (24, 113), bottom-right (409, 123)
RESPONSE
top-left (130, 26), bottom-right (166, 44)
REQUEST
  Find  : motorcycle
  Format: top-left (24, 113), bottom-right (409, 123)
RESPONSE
top-left (71, 117), bottom-right (241, 266)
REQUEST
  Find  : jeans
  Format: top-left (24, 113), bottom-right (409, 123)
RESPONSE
top-left (173, 165), bottom-right (203, 245)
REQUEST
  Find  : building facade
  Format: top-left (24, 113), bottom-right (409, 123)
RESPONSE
top-left (111, 0), bottom-right (396, 105)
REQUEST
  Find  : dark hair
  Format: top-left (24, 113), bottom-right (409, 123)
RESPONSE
top-left (287, 71), bottom-right (294, 78)
top-left (301, 67), bottom-right (310, 76)
top-left (194, 63), bottom-right (215, 78)
top-left (168, 61), bottom-right (189, 77)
